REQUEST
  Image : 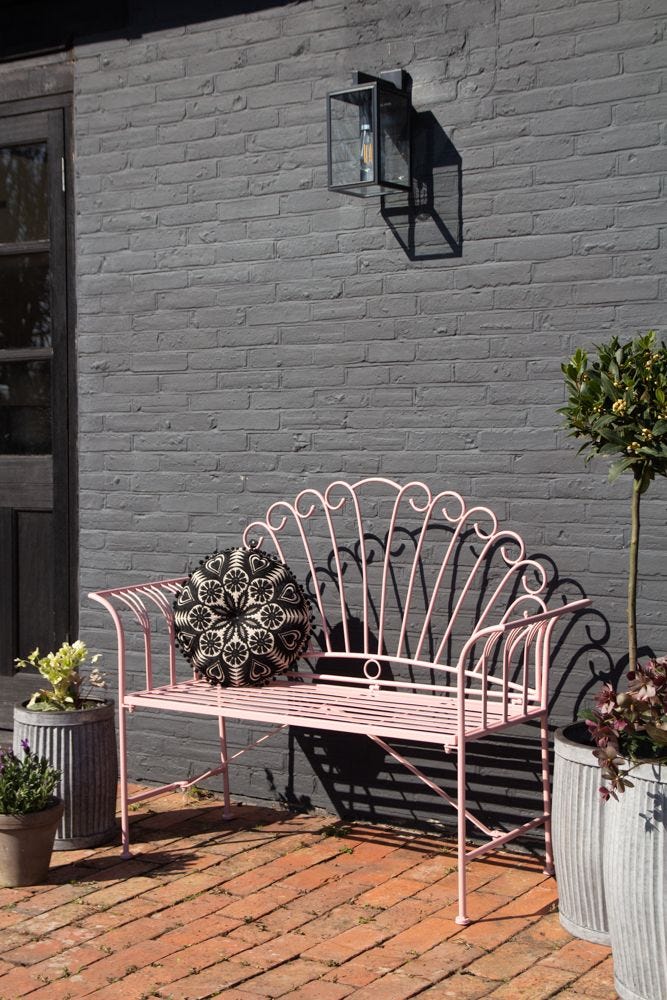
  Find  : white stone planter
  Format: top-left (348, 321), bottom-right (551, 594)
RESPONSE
top-left (13, 699), bottom-right (118, 850)
top-left (553, 723), bottom-right (610, 945)
top-left (604, 760), bottom-right (666, 1000)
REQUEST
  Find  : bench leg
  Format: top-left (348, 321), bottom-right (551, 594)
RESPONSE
top-left (118, 703), bottom-right (132, 859)
top-left (218, 715), bottom-right (233, 821)
top-left (540, 713), bottom-right (554, 876)
top-left (455, 742), bottom-right (470, 926)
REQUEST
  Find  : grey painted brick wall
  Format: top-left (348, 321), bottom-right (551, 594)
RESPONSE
top-left (73, 0), bottom-right (666, 833)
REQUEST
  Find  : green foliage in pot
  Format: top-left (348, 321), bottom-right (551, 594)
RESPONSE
top-left (559, 330), bottom-right (667, 672)
top-left (559, 330), bottom-right (667, 798)
top-left (0, 741), bottom-right (60, 815)
top-left (15, 640), bottom-right (106, 712)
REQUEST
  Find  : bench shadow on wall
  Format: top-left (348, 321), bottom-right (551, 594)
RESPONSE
top-left (381, 110), bottom-right (463, 262)
top-left (262, 527), bottom-right (610, 841)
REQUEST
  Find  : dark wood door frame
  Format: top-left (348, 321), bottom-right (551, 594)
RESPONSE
top-left (0, 86), bottom-right (77, 727)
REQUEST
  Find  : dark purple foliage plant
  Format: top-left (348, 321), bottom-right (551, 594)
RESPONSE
top-left (580, 658), bottom-right (667, 800)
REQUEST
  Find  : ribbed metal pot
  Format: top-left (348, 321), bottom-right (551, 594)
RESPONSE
top-left (604, 761), bottom-right (666, 1000)
top-left (553, 723), bottom-right (610, 945)
top-left (13, 700), bottom-right (118, 850)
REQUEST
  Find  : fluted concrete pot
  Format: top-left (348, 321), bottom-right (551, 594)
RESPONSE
top-left (553, 723), bottom-right (610, 945)
top-left (0, 798), bottom-right (64, 886)
top-left (604, 760), bottom-right (666, 1000)
top-left (13, 700), bottom-right (118, 850)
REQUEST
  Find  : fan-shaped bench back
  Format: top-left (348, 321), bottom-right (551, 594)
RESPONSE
top-left (243, 478), bottom-right (553, 690)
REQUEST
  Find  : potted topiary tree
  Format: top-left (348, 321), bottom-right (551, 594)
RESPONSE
top-left (13, 640), bottom-right (118, 850)
top-left (554, 330), bottom-right (667, 1000)
top-left (0, 740), bottom-right (63, 886)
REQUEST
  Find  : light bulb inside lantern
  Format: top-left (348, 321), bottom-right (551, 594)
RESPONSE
top-left (360, 122), bottom-right (373, 181)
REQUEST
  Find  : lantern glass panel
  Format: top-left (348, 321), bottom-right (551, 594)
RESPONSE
top-left (328, 86), bottom-right (375, 191)
top-left (379, 85), bottom-right (410, 190)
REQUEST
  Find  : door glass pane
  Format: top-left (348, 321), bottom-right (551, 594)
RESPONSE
top-left (0, 359), bottom-right (51, 454)
top-left (0, 143), bottom-right (48, 243)
top-left (0, 253), bottom-right (51, 349)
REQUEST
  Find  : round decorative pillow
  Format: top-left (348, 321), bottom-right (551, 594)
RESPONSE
top-left (173, 546), bottom-right (313, 687)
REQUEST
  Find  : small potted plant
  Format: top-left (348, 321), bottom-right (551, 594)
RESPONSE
top-left (13, 640), bottom-right (118, 850)
top-left (577, 654), bottom-right (667, 1000)
top-left (554, 330), bottom-right (667, 1000)
top-left (0, 740), bottom-right (63, 886)
top-left (581, 655), bottom-right (667, 801)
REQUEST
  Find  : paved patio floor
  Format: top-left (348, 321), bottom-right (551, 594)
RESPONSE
top-left (0, 787), bottom-right (615, 1000)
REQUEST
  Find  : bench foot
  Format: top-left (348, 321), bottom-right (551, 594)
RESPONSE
top-left (543, 862), bottom-right (555, 876)
top-left (455, 915), bottom-right (471, 926)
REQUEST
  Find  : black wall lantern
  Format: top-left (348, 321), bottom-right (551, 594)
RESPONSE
top-left (327, 69), bottom-right (412, 198)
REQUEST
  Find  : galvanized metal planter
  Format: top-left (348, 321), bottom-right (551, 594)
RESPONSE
top-left (604, 760), bottom-right (666, 1000)
top-left (13, 700), bottom-right (117, 850)
top-left (553, 723), bottom-right (610, 945)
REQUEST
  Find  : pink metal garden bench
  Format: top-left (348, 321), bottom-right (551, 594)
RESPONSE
top-left (89, 478), bottom-right (589, 925)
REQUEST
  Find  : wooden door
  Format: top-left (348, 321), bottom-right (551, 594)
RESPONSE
top-left (0, 106), bottom-right (74, 727)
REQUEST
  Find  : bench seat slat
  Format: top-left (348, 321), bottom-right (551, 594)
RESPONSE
top-left (124, 678), bottom-right (537, 746)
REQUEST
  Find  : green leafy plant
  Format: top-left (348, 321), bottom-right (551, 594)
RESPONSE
top-left (559, 330), bottom-right (667, 672)
top-left (0, 741), bottom-right (60, 815)
top-left (15, 640), bottom-right (106, 712)
top-left (560, 331), bottom-right (667, 798)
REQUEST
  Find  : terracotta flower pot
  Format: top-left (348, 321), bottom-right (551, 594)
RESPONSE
top-left (0, 798), bottom-right (64, 887)
top-left (13, 699), bottom-right (118, 849)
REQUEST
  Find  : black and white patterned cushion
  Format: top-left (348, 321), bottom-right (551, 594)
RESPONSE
top-left (173, 546), bottom-right (313, 687)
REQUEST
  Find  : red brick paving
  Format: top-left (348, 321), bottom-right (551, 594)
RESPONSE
top-left (0, 787), bottom-right (617, 999)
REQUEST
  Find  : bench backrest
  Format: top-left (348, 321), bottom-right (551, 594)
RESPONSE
top-left (242, 477), bottom-right (561, 698)
top-left (91, 478), bottom-right (583, 710)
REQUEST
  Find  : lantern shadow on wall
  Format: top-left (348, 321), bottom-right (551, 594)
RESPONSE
top-left (382, 110), bottom-right (463, 262)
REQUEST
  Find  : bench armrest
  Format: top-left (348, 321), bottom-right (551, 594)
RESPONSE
top-left (465, 597), bottom-right (592, 647)
top-left (454, 596), bottom-right (592, 724)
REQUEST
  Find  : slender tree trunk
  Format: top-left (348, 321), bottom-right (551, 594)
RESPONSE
top-left (628, 476), bottom-right (641, 672)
